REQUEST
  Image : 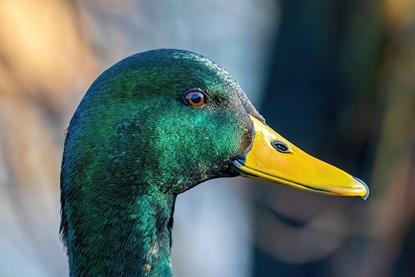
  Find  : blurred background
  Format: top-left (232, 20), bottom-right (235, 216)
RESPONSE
top-left (0, 0), bottom-right (414, 276)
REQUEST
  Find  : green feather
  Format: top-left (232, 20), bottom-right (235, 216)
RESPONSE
top-left (61, 49), bottom-right (260, 276)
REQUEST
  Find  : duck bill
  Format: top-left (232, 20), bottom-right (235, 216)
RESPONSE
top-left (233, 116), bottom-right (369, 199)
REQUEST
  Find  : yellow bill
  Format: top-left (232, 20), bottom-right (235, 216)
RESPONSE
top-left (233, 116), bottom-right (369, 199)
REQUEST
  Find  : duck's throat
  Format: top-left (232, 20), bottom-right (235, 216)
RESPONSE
top-left (62, 190), bottom-right (176, 276)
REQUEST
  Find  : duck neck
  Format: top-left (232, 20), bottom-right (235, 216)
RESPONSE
top-left (63, 189), bottom-right (176, 276)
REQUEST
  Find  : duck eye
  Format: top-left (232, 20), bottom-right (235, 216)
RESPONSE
top-left (271, 141), bottom-right (290, 153)
top-left (183, 89), bottom-right (206, 108)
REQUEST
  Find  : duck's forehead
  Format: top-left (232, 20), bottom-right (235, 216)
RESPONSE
top-left (169, 50), bottom-right (240, 91)
top-left (91, 49), bottom-right (262, 120)
top-left (103, 49), bottom-right (240, 99)
top-left (144, 50), bottom-right (241, 97)
top-left (152, 50), bottom-right (262, 120)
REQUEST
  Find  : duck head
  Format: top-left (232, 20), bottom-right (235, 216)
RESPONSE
top-left (61, 49), bottom-right (368, 276)
top-left (63, 49), bottom-right (368, 196)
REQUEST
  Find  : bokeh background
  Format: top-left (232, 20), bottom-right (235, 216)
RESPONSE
top-left (0, 0), bottom-right (414, 276)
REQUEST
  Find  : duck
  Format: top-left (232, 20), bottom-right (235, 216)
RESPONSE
top-left (60, 49), bottom-right (369, 276)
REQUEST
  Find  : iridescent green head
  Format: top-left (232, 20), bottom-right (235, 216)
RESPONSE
top-left (60, 49), bottom-right (261, 276)
top-left (63, 49), bottom-right (260, 196)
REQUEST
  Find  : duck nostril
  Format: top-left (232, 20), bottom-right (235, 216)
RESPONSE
top-left (271, 141), bottom-right (289, 153)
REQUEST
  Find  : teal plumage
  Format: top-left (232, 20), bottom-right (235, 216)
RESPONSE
top-left (60, 49), bottom-right (261, 276)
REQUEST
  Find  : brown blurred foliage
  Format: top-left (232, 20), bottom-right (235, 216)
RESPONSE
top-left (0, 0), bottom-right (97, 275)
top-left (252, 1), bottom-right (415, 276)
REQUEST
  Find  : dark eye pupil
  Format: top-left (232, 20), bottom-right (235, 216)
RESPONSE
top-left (272, 141), bottom-right (289, 153)
top-left (191, 93), bottom-right (202, 103)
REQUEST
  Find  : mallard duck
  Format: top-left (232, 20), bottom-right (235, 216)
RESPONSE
top-left (60, 49), bottom-right (368, 276)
